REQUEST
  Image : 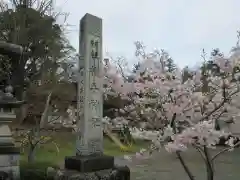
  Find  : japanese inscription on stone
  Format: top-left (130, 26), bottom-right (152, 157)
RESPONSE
top-left (87, 138), bottom-right (102, 154)
top-left (87, 35), bottom-right (102, 139)
top-left (76, 14), bottom-right (103, 156)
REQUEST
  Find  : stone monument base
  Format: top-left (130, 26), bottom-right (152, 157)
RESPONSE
top-left (0, 145), bottom-right (20, 180)
top-left (65, 155), bottom-right (114, 172)
top-left (54, 165), bottom-right (130, 180)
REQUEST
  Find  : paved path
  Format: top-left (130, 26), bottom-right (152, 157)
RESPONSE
top-left (115, 148), bottom-right (240, 180)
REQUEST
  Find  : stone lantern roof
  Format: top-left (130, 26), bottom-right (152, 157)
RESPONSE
top-left (0, 41), bottom-right (25, 58)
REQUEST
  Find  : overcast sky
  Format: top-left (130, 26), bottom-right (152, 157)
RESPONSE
top-left (56, 0), bottom-right (240, 68)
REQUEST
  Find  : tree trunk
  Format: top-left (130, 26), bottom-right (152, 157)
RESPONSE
top-left (40, 92), bottom-right (52, 128)
top-left (27, 146), bottom-right (36, 163)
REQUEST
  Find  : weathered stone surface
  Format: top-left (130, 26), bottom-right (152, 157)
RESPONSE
top-left (0, 41), bottom-right (23, 57)
top-left (76, 13), bottom-right (103, 156)
top-left (0, 150), bottom-right (20, 180)
top-left (0, 125), bottom-right (14, 144)
top-left (0, 166), bottom-right (20, 180)
top-left (0, 154), bottom-right (19, 166)
top-left (0, 122), bottom-right (20, 180)
top-left (54, 166), bottom-right (130, 180)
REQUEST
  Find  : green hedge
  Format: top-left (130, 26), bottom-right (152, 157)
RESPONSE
top-left (20, 161), bottom-right (59, 180)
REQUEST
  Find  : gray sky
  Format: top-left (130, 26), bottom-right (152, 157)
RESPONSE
top-left (56, 0), bottom-right (240, 68)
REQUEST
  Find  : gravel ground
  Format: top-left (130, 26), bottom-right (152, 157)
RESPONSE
top-left (115, 147), bottom-right (240, 180)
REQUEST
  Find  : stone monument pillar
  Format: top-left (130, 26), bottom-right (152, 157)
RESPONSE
top-left (75, 12), bottom-right (104, 157)
top-left (61, 13), bottom-right (130, 180)
top-left (65, 13), bottom-right (113, 171)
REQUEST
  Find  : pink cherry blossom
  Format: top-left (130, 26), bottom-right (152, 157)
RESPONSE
top-left (102, 42), bottom-right (240, 180)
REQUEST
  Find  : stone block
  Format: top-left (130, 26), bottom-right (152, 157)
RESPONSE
top-left (0, 146), bottom-right (20, 179)
top-left (65, 155), bottom-right (114, 172)
top-left (54, 165), bottom-right (130, 180)
top-left (0, 154), bottom-right (19, 167)
top-left (0, 166), bottom-right (20, 180)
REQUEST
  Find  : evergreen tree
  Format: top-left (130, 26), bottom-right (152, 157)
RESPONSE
top-left (165, 57), bottom-right (176, 73)
top-left (132, 62), bottom-right (141, 73)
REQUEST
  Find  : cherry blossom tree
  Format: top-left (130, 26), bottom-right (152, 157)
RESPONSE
top-left (102, 41), bottom-right (240, 180)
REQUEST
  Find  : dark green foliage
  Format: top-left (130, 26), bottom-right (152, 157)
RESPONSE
top-left (20, 161), bottom-right (58, 180)
top-left (200, 62), bottom-right (211, 93)
top-left (199, 48), bottom-right (240, 93)
top-left (165, 57), bottom-right (176, 73)
top-left (182, 66), bottom-right (193, 83)
top-left (0, 1), bottom-right (75, 100)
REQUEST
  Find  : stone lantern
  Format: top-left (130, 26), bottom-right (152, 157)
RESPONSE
top-left (0, 41), bottom-right (27, 180)
top-left (0, 85), bottom-right (24, 180)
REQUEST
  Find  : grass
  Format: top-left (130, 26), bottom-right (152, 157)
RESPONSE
top-left (19, 132), bottom-right (149, 166)
top-left (18, 132), bottom-right (240, 180)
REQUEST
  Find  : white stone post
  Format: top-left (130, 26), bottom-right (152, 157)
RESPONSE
top-left (76, 13), bottom-right (103, 156)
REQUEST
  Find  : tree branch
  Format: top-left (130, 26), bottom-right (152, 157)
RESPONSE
top-left (203, 146), bottom-right (214, 180)
top-left (211, 141), bottom-right (240, 161)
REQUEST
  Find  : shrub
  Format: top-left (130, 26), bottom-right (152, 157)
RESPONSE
top-left (20, 161), bottom-right (59, 180)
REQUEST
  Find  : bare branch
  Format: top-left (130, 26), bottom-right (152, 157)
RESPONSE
top-left (211, 141), bottom-right (240, 161)
top-left (40, 91), bottom-right (52, 128)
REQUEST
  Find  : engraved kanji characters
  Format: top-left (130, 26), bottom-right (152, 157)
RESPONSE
top-left (90, 39), bottom-right (99, 58)
top-left (89, 99), bottom-right (100, 117)
top-left (79, 95), bottom-right (84, 103)
top-left (90, 82), bottom-right (98, 90)
top-left (79, 87), bottom-right (84, 93)
top-left (88, 138), bottom-right (102, 153)
top-left (91, 117), bottom-right (101, 127)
